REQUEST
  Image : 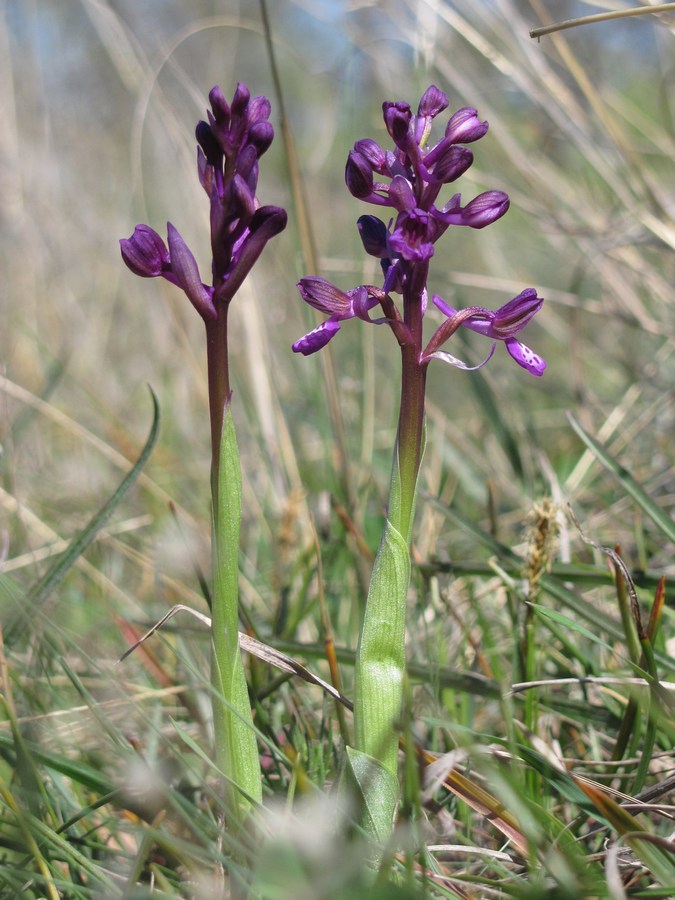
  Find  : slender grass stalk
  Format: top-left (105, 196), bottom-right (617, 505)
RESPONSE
top-left (530, 4), bottom-right (675, 40)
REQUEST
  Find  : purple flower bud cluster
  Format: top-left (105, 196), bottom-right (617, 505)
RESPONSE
top-left (294, 86), bottom-right (545, 376)
top-left (121, 83), bottom-right (287, 319)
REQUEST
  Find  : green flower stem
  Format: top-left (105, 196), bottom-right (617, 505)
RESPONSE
top-left (206, 312), bottom-right (262, 824)
top-left (351, 268), bottom-right (428, 841)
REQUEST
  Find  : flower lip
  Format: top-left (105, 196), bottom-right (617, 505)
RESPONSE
top-left (389, 209), bottom-right (436, 261)
top-left (505, 338), bottom-right (546, 376)
top-left (292, 318), bottom-right (342, 355)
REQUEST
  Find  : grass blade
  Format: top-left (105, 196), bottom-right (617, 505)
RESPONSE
top-left (567, 413), bottom-right (675, 543)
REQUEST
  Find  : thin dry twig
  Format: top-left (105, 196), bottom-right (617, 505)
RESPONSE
top-left (530, 4), bottom-right (675, 40)
top-left (117, 604), bottom-right (353, 710)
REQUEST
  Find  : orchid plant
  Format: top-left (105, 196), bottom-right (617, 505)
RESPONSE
top-left (293, 85), bottom-right (545, 843)
top-left (120, 83), bottom-right (287, 828)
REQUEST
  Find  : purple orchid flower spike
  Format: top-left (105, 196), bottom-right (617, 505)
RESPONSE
top-left (426, 289), bottom-right (546, 376)
top-left (121, 83), bottom-right (286, 318)
top-left (294, 84), bottom-right (535, 365)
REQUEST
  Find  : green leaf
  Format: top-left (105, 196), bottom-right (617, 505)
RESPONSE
top-left (353, 518), bottom-right (410, 777)
top-left (210, 406), bottom-right (262, 815)
top-left (344, 746), bottom-right (399, 848)
top-left (530, 603), bottom-right (617, 652)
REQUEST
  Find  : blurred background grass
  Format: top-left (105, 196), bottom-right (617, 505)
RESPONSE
top-left (1, 0), bottom-right (674, 895)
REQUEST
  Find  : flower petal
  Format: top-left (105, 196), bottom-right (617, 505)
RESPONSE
top-left (297, 276), bottom-right (353, 317)
top-left (351, 286), bottom-right (390, 323)
top-left (219, 206), bottom-right (287, 302)
top-left (357, 215), bottom-right (389, 258)
top-left (437, 190), bottom-right (510, 228)
top-left (120, 225), bottom-right (169, 278)
top-left (490, 289), bottom-right (543, 338)
top-left (444, 107), bottom-right (489, 144)
top-left (432, 294), bottom-right (457, 318)
top-left (292, 318), bottom-right (342, 355)
top-left (345, 150), bottom-right (374, 198)
top-left (417, 85), bottom-right (448, 119)
top-left (388, 175), bottom-right (416, 212)
top-left (505, 338), bottom-right (546, 376)
top-left (167, 222), bottom-right (217, 320)
top-left (428, 342), bottom-right (496, 370)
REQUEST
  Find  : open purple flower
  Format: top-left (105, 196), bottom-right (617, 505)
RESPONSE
top-left (424, 289), bottom-right (546, 376)
top-left (292, 277), bottom-right (389, 355)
